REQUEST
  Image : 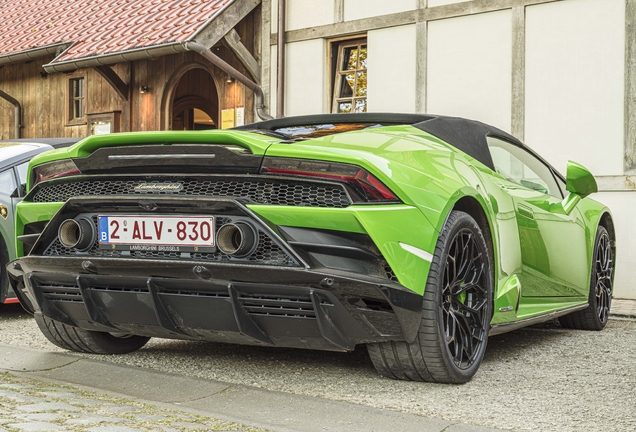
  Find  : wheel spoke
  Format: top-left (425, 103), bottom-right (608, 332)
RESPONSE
top-left (593, 231), bottom-right (614, 324)
top-left (441, 227), bottom-right (489, 370)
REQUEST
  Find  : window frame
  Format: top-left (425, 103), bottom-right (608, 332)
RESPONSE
top-left (67, 74), bottom-right (87, 125)
top-left (329, 36), bottom-right (367, 114)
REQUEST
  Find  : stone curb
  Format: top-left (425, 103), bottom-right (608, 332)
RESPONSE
top-left (0, 343), bottom-right (501, 432)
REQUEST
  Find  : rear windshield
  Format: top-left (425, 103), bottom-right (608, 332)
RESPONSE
top-left (273, 123), bottom-right (386, 139)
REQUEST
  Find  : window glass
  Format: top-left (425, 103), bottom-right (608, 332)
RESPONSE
top-left (554, 172), bottom-right (568, 197)
top-left (70, 77), bottom-right (85, 120)
top-left (487, 137), bottom-right (562, 198)
top-left (16, 161), bottom-right (29, 196)
top-left (331, 38), bottom-right (367, 113)
top-left (0, 168), bottom-right (16, 197)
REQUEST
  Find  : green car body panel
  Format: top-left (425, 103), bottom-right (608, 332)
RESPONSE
top-left (8, 114), bottom-right (614, 382)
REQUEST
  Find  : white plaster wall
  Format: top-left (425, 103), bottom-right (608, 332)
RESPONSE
top-left (427, 0), bottom-right (462, 6)
top-left (594, 192), bottom-right (636, 300)
top-left (426, 10), bottom-right (512, 132)
top-left (525, 0), bottom-right (625, 177)
top-left (284, 39), bottom-right (326, 116)
top-left (344, 0), bottom-right (417, 21)
top-left (367, 25), bottom-right (417, 113)
top-left (271, 0), bottom-right (335, 32)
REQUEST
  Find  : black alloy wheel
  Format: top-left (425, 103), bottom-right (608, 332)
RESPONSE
top-left (367, 210), bottom-right (493, 383)
top-left (559, 225), bottom-right (614, 331)
top-left (593, 228), bottom-right (613, 325)
top-left (441, 227), bottom-right (490, 370)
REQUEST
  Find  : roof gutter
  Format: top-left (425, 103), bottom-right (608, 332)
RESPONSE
top-left (0, 42), bottom-right (72, 66)
top-left (42, 42), bottom-right (187, 73)
top-left (184, 41), bottom-right (273, 121)
top-left (0, 90), bottom-right (21, 139)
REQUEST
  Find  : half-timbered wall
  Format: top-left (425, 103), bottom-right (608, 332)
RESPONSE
top-left (265, 0), bottom-right (636, 299)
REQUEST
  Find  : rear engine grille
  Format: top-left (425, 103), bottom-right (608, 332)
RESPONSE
top-left (39, 283), bottom-right (82, 302)
top-left (32, 178), bottom-right (351, 208)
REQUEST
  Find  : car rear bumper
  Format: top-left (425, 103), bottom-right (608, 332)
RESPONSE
top-left (7, 256), bottom-right (423, 351)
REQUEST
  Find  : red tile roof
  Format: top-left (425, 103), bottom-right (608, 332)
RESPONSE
top-left (0, 0), bottom-right (233, 63)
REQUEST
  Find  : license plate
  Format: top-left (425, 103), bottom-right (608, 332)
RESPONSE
top-left (98, 215), bottom-right (215, 252)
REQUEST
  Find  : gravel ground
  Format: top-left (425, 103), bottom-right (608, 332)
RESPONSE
top-left (1, 304), bottom-right (635, 432)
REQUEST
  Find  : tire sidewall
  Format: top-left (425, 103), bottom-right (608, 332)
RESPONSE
top-left (588, 225), bottom-right (612, 328)
top-left (429, 211), bottom-right (493, 382)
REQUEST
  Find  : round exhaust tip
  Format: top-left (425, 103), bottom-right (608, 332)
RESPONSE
top-left (216, 222), bottom-right (257, 257)
top-left (58, 217), bottom-right (95, 251)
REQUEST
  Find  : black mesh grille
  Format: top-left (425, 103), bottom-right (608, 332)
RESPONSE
top-left (39, 283), bottom-right (82, 302)
top-left (238, 293), bottom-right (333, 319)
top-left (384, 263), bottom-right (398, 282)
top-left (32, 178), bottom-right (351, 208)
top-left (43, 216), bottom-right (298, 267)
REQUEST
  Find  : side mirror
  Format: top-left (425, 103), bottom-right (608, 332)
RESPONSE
top-left (566, 160), bottom-right (597, 199)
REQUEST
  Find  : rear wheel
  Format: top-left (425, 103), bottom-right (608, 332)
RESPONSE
top-left (35, 313), bottom-right (150, 354)
top-left (368, 210), bottom-right (493, 383)
top-left (559, 225), bottom-right (614, 330)
top-left (0, 235), bottom-right (10, 307)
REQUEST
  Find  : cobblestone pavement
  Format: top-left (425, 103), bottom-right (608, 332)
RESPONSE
top-left (1, 303), bottom-right (635, 431)
top-left (0, 372), bottom-right (266, 432)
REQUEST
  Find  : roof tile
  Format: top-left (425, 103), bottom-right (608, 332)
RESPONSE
top-left (0, 0), bottom-right (232, 63)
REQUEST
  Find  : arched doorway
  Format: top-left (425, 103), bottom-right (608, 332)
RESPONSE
top-left (161, 63), bottom-right (220, 130)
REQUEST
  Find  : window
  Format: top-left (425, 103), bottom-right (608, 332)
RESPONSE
top-left (16, 161), bottom-right (29, 197)
top-left (331, 38), bottom-right (367, 113)
top-left (69, 77), bottom-right (85, 121)
top-left (0, 168), bottom-right (16, 197)
top-left (487, 137), bottom-right (562, 198)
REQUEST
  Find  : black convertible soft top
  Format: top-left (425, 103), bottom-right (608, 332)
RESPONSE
top-left (235, 113), bottom-right (525, 171)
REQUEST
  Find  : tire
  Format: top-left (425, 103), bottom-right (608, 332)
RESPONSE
top-left (368, 210), bottom-right (493, 383)
top-left (34, 313), bottom-right (150, 354)
top-left (0, 236), bottom-right (10, 305)
top-left (559, 225), bottom-right (614, 331)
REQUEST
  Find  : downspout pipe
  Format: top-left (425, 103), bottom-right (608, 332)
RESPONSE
top-left (276, 0), bottom-right (286, 118)
top-left (0, 90), bottom-right (21, 139)
top-left (184, 41), bottom-right (274, 121)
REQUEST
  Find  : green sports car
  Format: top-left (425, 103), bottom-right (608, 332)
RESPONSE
top-left (7, 114), bottom-right (615, 383)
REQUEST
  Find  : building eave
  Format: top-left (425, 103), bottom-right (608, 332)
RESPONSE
top-left (42, 42), bottom-right (187, 73)
top-left (0, 42), bottom-right (72, 66)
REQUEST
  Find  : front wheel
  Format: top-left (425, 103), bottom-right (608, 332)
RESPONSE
top-left (35, 313), bottom-right (150, 354)
top-left (368, 210), bottom-right (493, 383)
top-left (559, 225), bottom-right (614, 331)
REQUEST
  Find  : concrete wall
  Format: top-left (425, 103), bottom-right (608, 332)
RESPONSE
top-left (270, 0), bottom-right (636, 298)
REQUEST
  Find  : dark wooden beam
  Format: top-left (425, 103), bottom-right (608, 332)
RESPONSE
top-left (224, 29), bottom-right (261, 82)
top-left (94, 65), bottom-right (129, 101)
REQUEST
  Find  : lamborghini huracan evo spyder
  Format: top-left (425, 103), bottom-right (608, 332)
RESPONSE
top-left (7, 114), bottom-right (615, 383)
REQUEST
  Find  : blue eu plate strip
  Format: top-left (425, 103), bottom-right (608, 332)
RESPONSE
top-left (98, 216), bottom-right (109, 243)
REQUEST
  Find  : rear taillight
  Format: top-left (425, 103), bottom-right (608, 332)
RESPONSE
top-left (31, 159), bottom-right (81, 188)
top-left (261, 157), bottom-right (399, 203)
